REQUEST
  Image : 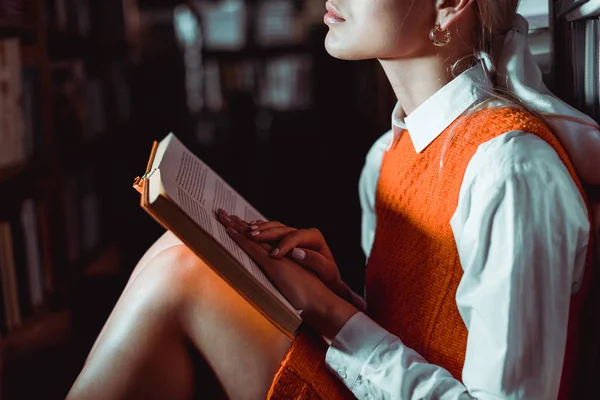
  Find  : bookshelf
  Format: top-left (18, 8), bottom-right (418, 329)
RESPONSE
top-left (0, 0), bottom-right (137, 398)
top-left (551, 2), bottom-right (600, 397)
top-left (552, 0), bottom-right (600, 121)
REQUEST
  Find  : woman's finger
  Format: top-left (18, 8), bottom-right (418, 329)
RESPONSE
top-left (257, 241), bottom-right (273, 252)
top-left (270, 229), bottom-right (333, 260)
top-left (225, 228), bottom-right (335, 313)
top-left (217, 215), bottom-right (249, 234)
top-left (247, 226), bottom-right (297, 242)
top-left (229, 214), bottom-right (254, 231)
top-left (226, 227), bottom-right (274, 267)
top-left (226, 228), bottom-right (296, 288)
top-left (248, 220), bottom-right (289, 232)
top-left (216, 210), bottom-right (250, 233)
top-left (248, 219), bottom-right (267, 226)
top-left (288, 248), bottom-right (364, 310)
top-left (286, 248), bottom-right (341, 289)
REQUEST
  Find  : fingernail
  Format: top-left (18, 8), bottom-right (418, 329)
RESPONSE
top-left (227, 227), bottom-right (238, 234)
top-left (221, 215), bottom-right (231, 222)
top-left (249, 225), bottom-right (259, 230)
top-left (291, 248), bottom-right (306, 261)
top-left (218, 209), bottom-right (229, 216)
top-left (249, 231), bottom-right (260, 237)
top-left (249, 220), bottom-right (259, 225)
top-left (271, 248), bottom-right (280, 257)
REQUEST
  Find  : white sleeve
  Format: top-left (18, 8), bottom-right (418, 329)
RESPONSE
top-left (359, 130), bottom-right (394, 259)
top-left (326, 131), bottom-right (591, 400)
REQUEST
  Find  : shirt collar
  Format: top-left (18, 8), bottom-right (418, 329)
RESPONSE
top-left (391, 63), bottom-right (493, 153)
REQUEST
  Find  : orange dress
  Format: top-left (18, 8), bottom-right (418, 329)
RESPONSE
top-left (267, 107), bottom-right (595, 399)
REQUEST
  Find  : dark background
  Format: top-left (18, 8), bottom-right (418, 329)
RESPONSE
top-left (0, 1), bottom-right (395, 398)
top-left (3, 0), bottom-right (596, 399)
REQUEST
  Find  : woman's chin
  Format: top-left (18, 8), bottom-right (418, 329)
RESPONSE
top-left (324, 39), bottom-right (369, 61)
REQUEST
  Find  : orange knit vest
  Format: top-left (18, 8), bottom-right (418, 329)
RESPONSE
top-left (365, 107), bottom-right (595, 397)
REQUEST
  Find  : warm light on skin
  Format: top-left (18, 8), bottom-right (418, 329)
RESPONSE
top-left (323, 0), bottom-right (434, 61)
top-left (322, 0), bottom-right (478, 116)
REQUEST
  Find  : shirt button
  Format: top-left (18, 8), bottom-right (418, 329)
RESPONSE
top-left (337, 368), bottom-right (347, 379)
top-left (572, 281), bottom-right (580, 293)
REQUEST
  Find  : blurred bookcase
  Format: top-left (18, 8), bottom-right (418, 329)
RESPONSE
top-left (551, 0), bottom-right (600, 198)
top-left (0, 0), bottom-right (138, 398)
top-left (552, 0), bottom-right (600, 121)
top-left (551, 1), bottom-right (600, 398)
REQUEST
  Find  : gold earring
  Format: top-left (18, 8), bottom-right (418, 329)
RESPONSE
top-left (430, 24), bottom-right (451, 46)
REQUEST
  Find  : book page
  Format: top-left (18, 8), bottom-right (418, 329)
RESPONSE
top-left (156, 134), bottom-right (297, 313)
top-left (158, 134), bottom-right (265, 222)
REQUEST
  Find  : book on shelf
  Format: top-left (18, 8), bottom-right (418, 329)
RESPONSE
top-left (584, 18), bottom-right (599, 117)
top-left (255, 0), bottom-right (298, 47)
top-left (20, 198), bottom-right (45, 309)
top-left (258, 56), bottom-right (313, 110)
top-left (562, 15), bottom-right (600, 121)
top-left (0, 221), bottom-right (21, 331)
top-left (133, 133), bottom-right (301, 338)
top-left (36, 200), bottom-right (55, 294)
top-left (21, 65), bottom-right (41, 157)
top-left (63, 169), bottom-right (103, 264)
top-left (197, 0), bottom-right (246, 51)
top-left (0, 198), bottom-right (49, 335)
top-left (0, 37), bottom-right (25, 169)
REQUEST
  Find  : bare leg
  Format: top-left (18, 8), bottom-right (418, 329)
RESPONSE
top-left (85, 230), bottom-right (184, 363)
top-left (68, 243), bottom-right (292, 400)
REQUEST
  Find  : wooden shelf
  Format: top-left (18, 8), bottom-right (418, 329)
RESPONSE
top-left (0, 163), bottom-right (29, 182)
top-left (48, 30), bottom-right (129, 61)
top-left (0, 157), bottom-right (51, 188)
top-left (0, 20), bottom-right (35, 40)
top-left (0, 310), bottom-right (72, 363)
top-left (83, 241), bottom-right (122, 278)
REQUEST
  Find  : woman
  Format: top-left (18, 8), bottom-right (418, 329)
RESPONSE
top-left (68, 0), bottom-right (600, 399)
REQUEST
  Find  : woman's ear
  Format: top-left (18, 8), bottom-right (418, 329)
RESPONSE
top-left (435, 0), bottom-right (476, 31)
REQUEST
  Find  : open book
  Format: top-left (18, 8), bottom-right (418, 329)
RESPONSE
top-left (133, 133), bottom-right (301, 338)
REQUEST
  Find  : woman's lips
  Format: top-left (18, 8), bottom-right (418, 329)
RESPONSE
top-left (324, 2), bottom-right (346, 24)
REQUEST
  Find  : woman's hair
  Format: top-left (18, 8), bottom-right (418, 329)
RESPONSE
top-left (440, 0), bottom-right (537, 172)
top-left (474, 0), bottom-right (521, 56)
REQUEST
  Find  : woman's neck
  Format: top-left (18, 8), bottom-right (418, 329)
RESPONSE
top-left (379, 54), bottom-right (474, 117)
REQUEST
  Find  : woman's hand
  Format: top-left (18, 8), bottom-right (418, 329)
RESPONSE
top-left (217, 211), bottom-right (366, 312)
top-left (216, 211), bottom-right (358, 340)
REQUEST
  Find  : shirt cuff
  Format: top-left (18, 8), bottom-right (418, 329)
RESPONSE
top-left (325, 312), bottom-right (390, 390)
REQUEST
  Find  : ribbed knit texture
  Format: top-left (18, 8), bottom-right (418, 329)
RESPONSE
top-left (268, 107), bottom-right (594, 399)
top-left (267, 328), bottom-right (354, 399)
top-left (365, 107), bottom-right (594, 397)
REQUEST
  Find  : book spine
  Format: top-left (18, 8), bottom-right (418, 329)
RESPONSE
top-left (0, 222), bottom-right (22, 330)
top-left (36, 200), bottom-right (55, 295)
top-left (21, 198), bottom-right (45, 309)
top-left (584, 19), bottom-right (598, 116)
top-left (0, 38), bottom-right (25, 168)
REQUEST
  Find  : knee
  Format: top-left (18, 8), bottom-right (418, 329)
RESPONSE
top-left (133, 245), bottom-right (212, 309)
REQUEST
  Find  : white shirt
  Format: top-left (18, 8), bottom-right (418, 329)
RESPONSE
top-left (325, 64), bottom-right (591, 399)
